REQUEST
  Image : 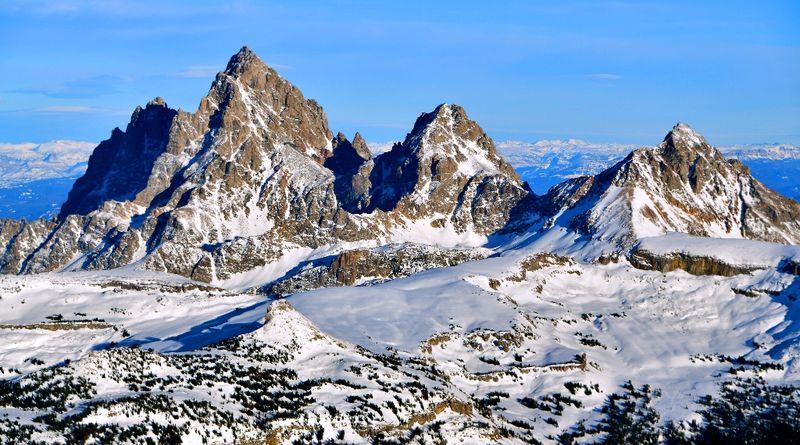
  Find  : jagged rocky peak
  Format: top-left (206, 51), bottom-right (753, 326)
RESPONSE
top-left (59, 98), bottom-right (178, 218)
top-left (326, 132), bottom-right (372, 174)
top-left (223, 46), bottom-right (262, 76)
top-left (325, 132), bottom-right (374, 213)
top-left (405, 103), bottom-right (518, 179)
top-left (0, 49), bottom-right (533, 281)
top-left (366, 103), bottom-right (528, 233)
top-left (203, 46), bottom-right (333, 163)
top-left (542, 122), bottom-right (800, 247)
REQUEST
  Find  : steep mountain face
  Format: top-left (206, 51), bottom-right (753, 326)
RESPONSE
top-left (0, 47), bottom-right (529, 283)
top-left (58, 99), bottom-right (177, 218)
top-left (365, 104), bottom-right (529, 234)
top-left (324, 132), bottom-right (373, 212)
top-left (540, 123), bottom-right (800, 248)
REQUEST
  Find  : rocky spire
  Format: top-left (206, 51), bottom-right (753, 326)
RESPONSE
top-left (351, 132), bottom-right (371, 160)
top-left (223, 46), bottom-right (264, 76)
top-left (59, 98), bottom-right (177, 218)
top-left (325, 132), bottom-right (374, 213)
top-left (325, 132), bottom-right (372, 176)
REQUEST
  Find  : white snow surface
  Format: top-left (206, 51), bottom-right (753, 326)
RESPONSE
top-left (0, 229), bottom-right (799, 442)
top-left (636, 233), bottom-right (800, 268)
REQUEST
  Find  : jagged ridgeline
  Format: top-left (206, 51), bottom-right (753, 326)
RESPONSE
top-left (0, 47), bottom-right (528, 282)
top-left (535, 122), bottom-right (800, 248)
top-left (1, 47), bottom-right (800, 284)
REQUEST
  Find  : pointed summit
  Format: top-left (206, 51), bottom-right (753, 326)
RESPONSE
top-left (400, 103), bottom-right (520, 181)
top-left (224, 46), bottom-right (267, 76)
top-left (539, 122), bottom-right (800, 247)
top-left (364, 103), bottom-right (527, 232)
top-left (351, 132), bottom-right (371, 159)
top-left (659, 122), bottom-right (711, 156)
top-left (201, 46), bottom-right (332, 162)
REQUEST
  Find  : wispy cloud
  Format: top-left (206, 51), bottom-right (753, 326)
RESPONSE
top-left (586, 73), bottom-right (623, 81)
top-left (1, 0), bottom-right (247, 19)
top-left (267, 63), bottom-right (292, 71)
top-left (36, 105), bottom-right (98, 113)
top-left (13, 75), bottom-right (123, 99)
top-left (177, 65), bottom-right (220, 78)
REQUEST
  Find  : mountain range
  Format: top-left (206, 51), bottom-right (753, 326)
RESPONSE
top-left (0, 47), bottom-right (798, 444)
top-left (4, 138), bottom-right (798, 223)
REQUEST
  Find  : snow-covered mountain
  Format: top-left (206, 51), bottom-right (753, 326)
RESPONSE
top-left (496, 139), bottom-right (800, 202)
top-left (1, 47), bottom-right (799, 444)
top-left (0, 48), bottom-right (527, 282)
top-left (534, 123), bottom-right (800, 249)
top-left (0, 141), bottom-right (96, 220)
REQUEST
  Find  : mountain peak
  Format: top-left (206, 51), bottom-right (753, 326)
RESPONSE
top-left (224, 46), bottom-right (268, 76)
top-left (660, 122), bottom-right (709, 153)
top-left (146, 97), bottom-right (168, 108)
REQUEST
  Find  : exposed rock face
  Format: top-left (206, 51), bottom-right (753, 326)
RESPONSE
top-left (59, 99), bottom-right (177, 218)
top-left (539, 123), bottom-right (800, 248)
top-left (0, 48), bottom-right (530, 283)
top-left (628, 248), bottom-right (761, 277)
top-left (365, 104), bottom-right (529, 234)
top-left (266, 244), bottom-right (487, 296)
top-left (325, 132), bottom-right (373, 212)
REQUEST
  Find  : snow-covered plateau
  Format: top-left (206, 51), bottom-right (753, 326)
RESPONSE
top-left (0, 234), bottom-right (798, 444)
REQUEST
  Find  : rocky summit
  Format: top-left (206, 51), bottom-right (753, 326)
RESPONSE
top-left (537, 122), bottom-right (800, 250)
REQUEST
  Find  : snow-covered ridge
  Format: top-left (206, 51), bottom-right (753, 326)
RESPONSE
top-left (635, 233), bottom-right (800, 269)
top-left (722, 143), bottom-right (800, 161)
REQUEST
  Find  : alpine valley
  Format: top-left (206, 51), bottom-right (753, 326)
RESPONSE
top-left (1, 48), bottom-right (799, 444)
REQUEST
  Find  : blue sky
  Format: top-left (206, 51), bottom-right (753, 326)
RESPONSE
top-left (1, 0), bottom-right (798, 145)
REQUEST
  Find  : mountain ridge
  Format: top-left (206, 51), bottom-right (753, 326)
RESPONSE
top-left (0, 47), bottom-right (529, 283)
top-left (535, 123), bottom-right (800, 249)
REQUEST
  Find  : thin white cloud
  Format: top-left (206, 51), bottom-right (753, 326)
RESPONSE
top-left (14, 75), bottom-right (122, 99)
top-left (177, 65), bottom-right (220, 78)
top-left (268, 63), bottom-right (292, 71)
top-left (36, 105), bottom-right (96, 113)
top-left (586, 73), bottom-right (623, 81)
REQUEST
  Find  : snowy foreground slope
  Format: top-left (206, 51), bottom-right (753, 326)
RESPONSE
top-left (1, 233), bottom-right (798, 444)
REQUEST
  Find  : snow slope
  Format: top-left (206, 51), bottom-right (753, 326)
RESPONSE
top-left (1, 230), bottom-right (798, 443)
